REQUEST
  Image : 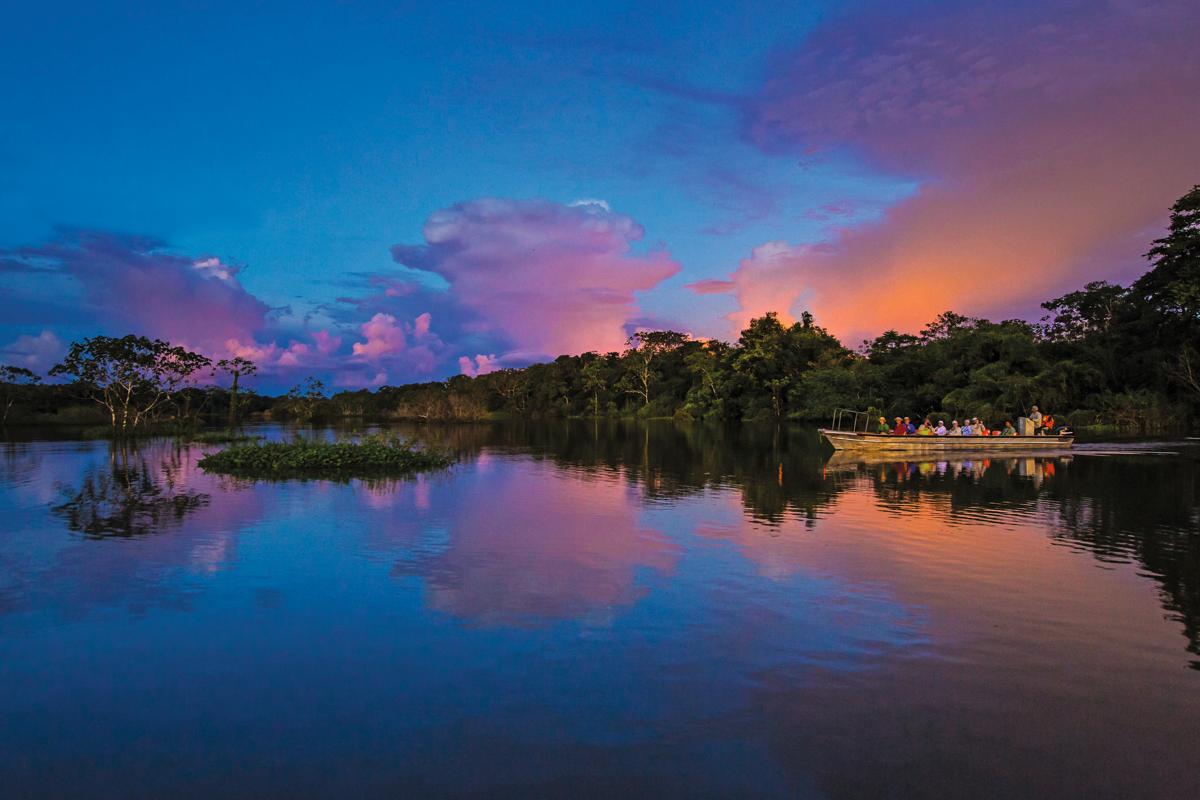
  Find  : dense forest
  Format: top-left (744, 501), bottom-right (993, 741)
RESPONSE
top-left (4, 186), bottom-right (1198, 435)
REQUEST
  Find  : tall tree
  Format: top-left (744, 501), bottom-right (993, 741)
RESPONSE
top-left (1038, 282), bottom-right (1125, 342)
top-left (49, 335), bottom-right (210, 434)
top-left (1134, 184), bottom-right (1200, 330)
top-left (215, 356), bottom-right (257, 429)
top-left (621, 330), bottom-right (689, 408)
top-left (580, 354), bottom-right (610, 417)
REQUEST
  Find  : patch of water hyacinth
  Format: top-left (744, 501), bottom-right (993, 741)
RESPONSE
top-left (197, 434), bottom-right (451, 478)
top-left (189, 429), bottom-right (264, 444)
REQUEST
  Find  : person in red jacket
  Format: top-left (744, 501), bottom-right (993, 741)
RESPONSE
top-left (892, 417), bottom-right (907, 435)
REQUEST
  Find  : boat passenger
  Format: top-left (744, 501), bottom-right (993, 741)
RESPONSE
top-left (893, 417), bottom-right (907, 436)
top-left (1002, 420), bottom-right (1017, 436)
top-left (1043, 414), bottom-right (1056, 434)
top-left (1029, 405), bottom-right (1043, 435)
top-left (975, 418), bottom-right (989, 436)
top-left (917, 420), bottom-right (934, 436)
top-left (904, 416), bottom-right (916, 435)
top-left (876, 416), bottom-right (890, 434)
top-left (961, 420), bottom-right (974, 436)
top-left (935, 420), bottom-right (947, 436)
top-left (948, 421), bottom-right (962, 436)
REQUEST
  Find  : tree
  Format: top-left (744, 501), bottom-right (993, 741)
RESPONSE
top-left (621, 330), bottom-right (689, 408)
top-left (1039, 281), bottom-right (1125, 341)
top-left (279, 377), bottom-right (327, 421)
top-left (1134, 184), bottom-right (1200, 329)
top-left (920, 311), bottom-right (975, 341)
top-left (0, 365), bottom-right (41, 423)
top-left (1166, 344), bottom-right (1200, 402)
top-left (580, 354), bottom-right (610, 417)
top-left (684, 340), bottom-right (730, 413)
top-left (49, 335), bottom-right (211, 434)
top-left (490, 369), bottom-right (530, 415)
top-left (215, 356), bottom-right (258, 429)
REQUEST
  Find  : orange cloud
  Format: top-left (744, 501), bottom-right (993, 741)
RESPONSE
top-left (701, 1), bottom-right (1200, 343)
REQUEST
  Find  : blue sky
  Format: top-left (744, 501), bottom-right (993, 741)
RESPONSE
top-left (3, 1), bottom-right (1195, 388)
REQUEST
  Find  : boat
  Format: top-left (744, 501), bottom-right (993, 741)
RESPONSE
top-left (818, 428), bottom-right (1073, 453)
top-left (818, 409), bottom-right (1073, 453)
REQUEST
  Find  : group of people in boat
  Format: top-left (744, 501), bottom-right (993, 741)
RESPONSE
top-left (875, 406), bottom-right (1057, 437)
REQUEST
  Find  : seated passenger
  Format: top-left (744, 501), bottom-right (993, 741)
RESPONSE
top-left (935, 420), bottom-right (947, 436)
top-left (975, 418), bottom-right (989, 436)
top-left (876, 416), bottom-right (890, 434)
top-left (904, 416), bottom-right (917, 435)
top-left (948, 420), bottom-right (962, 436)
top-left (1043, 414), bottom-right (1056, 434)
top-left (893, 417), bottom-right (907, 436)
top-left (961, 420), bottom-right (974, 436)
top-left (917, 420), bottom-right (934, 436)
top-left (1001, 420), bottom-right (1017, 436)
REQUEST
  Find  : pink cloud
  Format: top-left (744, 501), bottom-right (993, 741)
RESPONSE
top-left (392, 199), bottom-right (680, 360)
top-left (5, 230), bottom-right (271, 353)
top-left (706, 1), bottom-right (1200, 342)
top-left (348, 311), bottom-right (443, 376)
top-left (458, 354), bottom-right (500, 377)
top-left (413, 312), bottom-right (432, 338)
top-left (276, 342), bottom-right (310, 367)
top-left (352, 313), bottom-right (407, 359)
top-left (312, 330), bottom-right (342, 355)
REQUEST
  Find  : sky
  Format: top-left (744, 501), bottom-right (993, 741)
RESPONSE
top-left (2, 0), bottom-right (1198, 390)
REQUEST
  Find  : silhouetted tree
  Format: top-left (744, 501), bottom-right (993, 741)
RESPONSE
top-left (49, 335), bottom-right (210, 434)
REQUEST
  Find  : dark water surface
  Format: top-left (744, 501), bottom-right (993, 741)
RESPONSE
top-left (2, 422), bottom-right (1198, 799)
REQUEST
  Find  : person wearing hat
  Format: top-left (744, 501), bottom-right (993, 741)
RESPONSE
top-left (934, 420), bottom-right (947, 436)
top-left (948, 420), bottom-right (962, 436)
top-left (876, 416), bottom-right (890, 434)
top-left (892, 416), bottom-right (908, 436)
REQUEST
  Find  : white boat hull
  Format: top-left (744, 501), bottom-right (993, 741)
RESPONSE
top-left (819, 429), bottom-right (1073, 453)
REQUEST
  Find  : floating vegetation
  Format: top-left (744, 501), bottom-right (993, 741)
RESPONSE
top-left (189, 430), bottom-right (264, 444)
top-left (197, 434), bottom-right (451, 479)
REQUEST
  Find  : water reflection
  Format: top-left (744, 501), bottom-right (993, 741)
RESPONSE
top-left (1, 424), bottom-right (1198, 797)
top-left (51, 444), bottom-right (210, 538)
top-left (0, 439), bottom-right (267, 618)
top-left (389, 464), bottom-right (679, 625)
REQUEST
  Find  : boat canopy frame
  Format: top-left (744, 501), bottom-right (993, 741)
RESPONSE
top-left (829, 408), bottom-right (872, 433)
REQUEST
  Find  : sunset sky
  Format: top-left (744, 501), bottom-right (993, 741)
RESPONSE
top-left (3, 0), bottom-right (1198, 389)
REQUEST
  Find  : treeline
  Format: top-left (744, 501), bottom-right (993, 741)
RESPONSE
top-left (279, 185), bottom-right (1200, 433)
top-left (3, 186), bottom-right (1198, 434)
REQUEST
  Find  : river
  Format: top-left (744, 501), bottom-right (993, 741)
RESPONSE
top-left (1, 422), bottom-right (1198, 798)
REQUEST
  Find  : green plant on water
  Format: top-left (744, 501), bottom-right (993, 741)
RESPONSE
top-left (197, 433), bottom-right (451, 479)
top-left (189, 430), bottom-right (264, 444)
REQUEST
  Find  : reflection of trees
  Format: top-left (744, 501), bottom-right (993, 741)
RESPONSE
top-left (395, 420), bottom-right (846, 525)
top-left (840, 452), bottom-right (1200, 670)
top-left (52, 442), bottom-right (210, 538)
top-left (379, 420), bottom-right (1200, 667)
top-left (1044, 456), bottom-right (1200, 669)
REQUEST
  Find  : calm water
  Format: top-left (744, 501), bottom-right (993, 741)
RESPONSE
top-left (1, 422), bottom-right (1198, 799)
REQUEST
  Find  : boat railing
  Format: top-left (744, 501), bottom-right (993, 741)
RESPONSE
top-left (829, 408), bottom-right (871, 433)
